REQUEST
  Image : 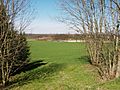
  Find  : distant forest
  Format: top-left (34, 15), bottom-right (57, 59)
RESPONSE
top-left (26, 34), bottom-right (81, 40)
top-left (26, 34), bottom-right (120, 41)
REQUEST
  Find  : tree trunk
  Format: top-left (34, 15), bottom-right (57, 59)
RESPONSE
top-left (115, 49), bottom-right (120, 78)
top-left (1, 61), bottom-right (6, 86)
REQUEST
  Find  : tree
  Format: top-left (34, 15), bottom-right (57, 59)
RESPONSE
top-left (59, 0), bottom-right (120, 80)
top-left (0, 0), bottom-right (32, 86)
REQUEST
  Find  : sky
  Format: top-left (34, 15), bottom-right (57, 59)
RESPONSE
top-left (26, 0), bottom-right (76, 34)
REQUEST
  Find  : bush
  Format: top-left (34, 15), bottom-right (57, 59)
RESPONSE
top-left (0, 30), bottom-right (30, 86)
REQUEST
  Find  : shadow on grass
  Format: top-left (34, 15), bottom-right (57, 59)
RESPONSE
top-left (78, 56), bottom-right (91, 64)
top-left (7, 61), bottom-right (65, 89)
top-left (11, 60), bottom-right (47, 76)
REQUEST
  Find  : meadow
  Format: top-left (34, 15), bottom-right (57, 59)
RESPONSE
top-left (9, 41), bottom-right (120, 90)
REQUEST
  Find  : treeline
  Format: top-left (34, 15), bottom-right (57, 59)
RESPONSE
top-left (26, 34), bottom-right (80, 40)
top-left (26, 34), bottom-right (120, 41)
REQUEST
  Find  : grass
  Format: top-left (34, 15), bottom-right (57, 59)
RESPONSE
top-left (8, 41), bottom-right (120, 90)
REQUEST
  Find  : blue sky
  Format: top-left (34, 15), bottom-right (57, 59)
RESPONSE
top-left (26, 0), bottom-right (75, 34)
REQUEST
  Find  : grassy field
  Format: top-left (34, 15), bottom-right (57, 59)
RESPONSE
top-left (9, 41), bottom-right (120, 90)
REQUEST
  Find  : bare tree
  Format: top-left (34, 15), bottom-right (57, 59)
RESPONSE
top-left (59, 0), bottom-right (120, 80)
top-left (0, 0), bottom-right (32, 86)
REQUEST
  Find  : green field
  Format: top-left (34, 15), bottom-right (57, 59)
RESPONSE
top-left (9, 41), bottom-right (120, 90)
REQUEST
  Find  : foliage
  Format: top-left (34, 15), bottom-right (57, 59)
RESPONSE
top-left (0, 30), bottom-right (30, 86)
top-left (10, 32), bottom-right (30, 76)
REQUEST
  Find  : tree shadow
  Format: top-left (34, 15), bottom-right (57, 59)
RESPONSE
top-left (11, 60), bottom-right (47, 76)
top-left (78, 56), bottom-right (91, 64)
top-left (7, 62), bottom-right (65, 89)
